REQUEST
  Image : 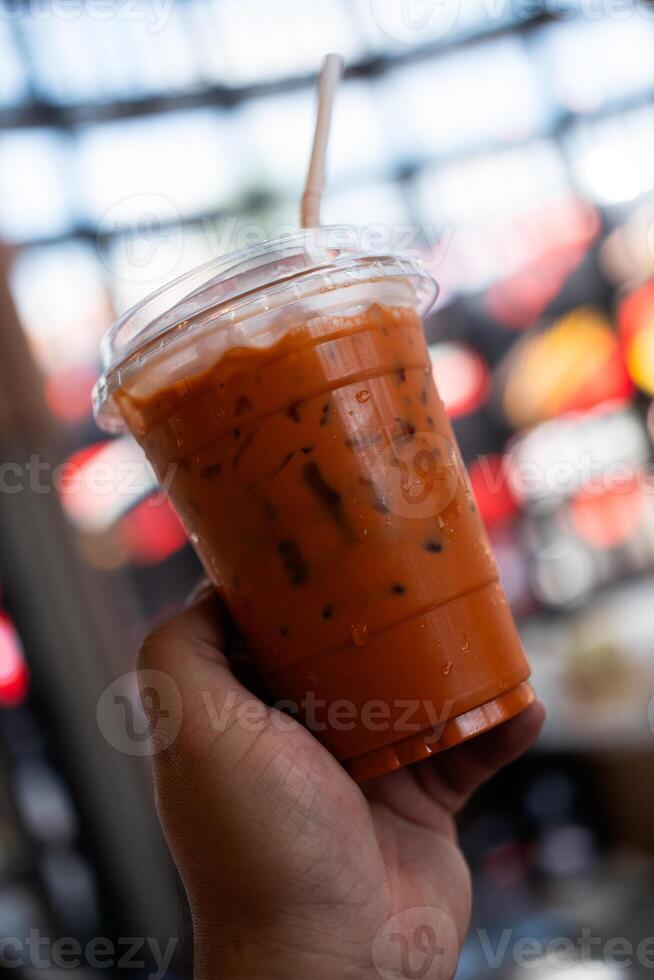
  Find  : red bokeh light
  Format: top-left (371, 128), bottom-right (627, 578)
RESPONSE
top-left (468, 454), bottom-right (519, 528)
top-left (0, 614), bottom-right (30, 707)
top-left (119, 496), bottom-right (188, 566)
top-left (430, 343), bottom-right (490, 419)
top-left (488, 242), bottom-right (588, 331)
top-left (570, 476), bottom-right (644, 550)
top-left (618, 280), bottom-right (654, 396)
top-left (618, 280), bottom-right (654, 348)
top-left (58, 443), bottom-right (108, 491)
top-left (487, 198), bottom-right (599, 331)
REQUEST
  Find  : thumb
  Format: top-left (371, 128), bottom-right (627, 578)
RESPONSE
top-left (136, 590), bottom-right (356, 917)
top-left (136, 590), bottom-right (339, 841)
top-left (137, 590), bottom-right (279, 775)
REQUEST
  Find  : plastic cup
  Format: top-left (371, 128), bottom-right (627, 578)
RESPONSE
top-left (94, 227), bottom-right (533, 781)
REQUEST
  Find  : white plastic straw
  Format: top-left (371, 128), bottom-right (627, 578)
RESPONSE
top-left (300, 53), bottom-right (345, 229)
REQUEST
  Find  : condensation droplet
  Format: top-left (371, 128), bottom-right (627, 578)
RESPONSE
top-left (189, 533), bottom-right (200, 545)
top-left (356, 389), bottom-right (370, 404)
top-left (349, 623), bottom-right (369, 647)
top-left (460, 632), bottom-right (470, 653)
top-left (440, 518), bottom-right (455, 537)
top-left (442, 661), bottom-right (453, 676)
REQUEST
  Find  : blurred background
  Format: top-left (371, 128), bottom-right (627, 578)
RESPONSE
top-left (1, 0), bottom-right (654, 976)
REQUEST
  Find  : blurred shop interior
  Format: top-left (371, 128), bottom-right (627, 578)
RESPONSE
top-left (2, 0), bottom-right (654, 976)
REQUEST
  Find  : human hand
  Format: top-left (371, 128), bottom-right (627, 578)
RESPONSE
top-left (138, 588), bottom-right (544, 980)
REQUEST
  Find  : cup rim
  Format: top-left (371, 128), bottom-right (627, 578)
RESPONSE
top-left (93, 225), bottom-right (438, 433)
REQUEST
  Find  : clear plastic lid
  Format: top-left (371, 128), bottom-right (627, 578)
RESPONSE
top-left (93, 226), bottom-right (438, 433)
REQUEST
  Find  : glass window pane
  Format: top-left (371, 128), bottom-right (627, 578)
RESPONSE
top-left (184, 0), bottom-right (230, 86)
top-left (535, 13), bottom-right (654, 114)
top-left (210, 0), bottom-right (363, 85)
top-left (566, 106), bottom-right (654, 205)
top-left (0, 129), bottom-right (71, 241)
top-left (352, 0), bottom-right (530, 53)
top-left (239, 80), bottom-right (390, 197)
top-left (19, 18), bottom-right (103, 104)
top-left (322, 181), bottom-right (411, 231)
top-left (76, 17), bottom-right (135, 102)
top-left (137, 6), bottom-right (203, 94)
top-left (412, 141), bottom-right (574, 294)
top-left (74, 110), bottom-right (241, 225)
top-left (384, 38), bottom-right (550, 164)
top-left (0, 21), bottom-right (28, 106)
top-left (18, 3), bottom-right (203, 104)
top-left (237, 90), bottom-right (314, 196)
top-left (414, 140), bottom-right (569, 226)
top-left (330, 81), bottom-right (391, 184)
top-left (10, 242), bottom-right (112, 375)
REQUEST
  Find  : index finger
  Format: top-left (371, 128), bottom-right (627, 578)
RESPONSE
top-left (414, 699), bottom-right (546, 814)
